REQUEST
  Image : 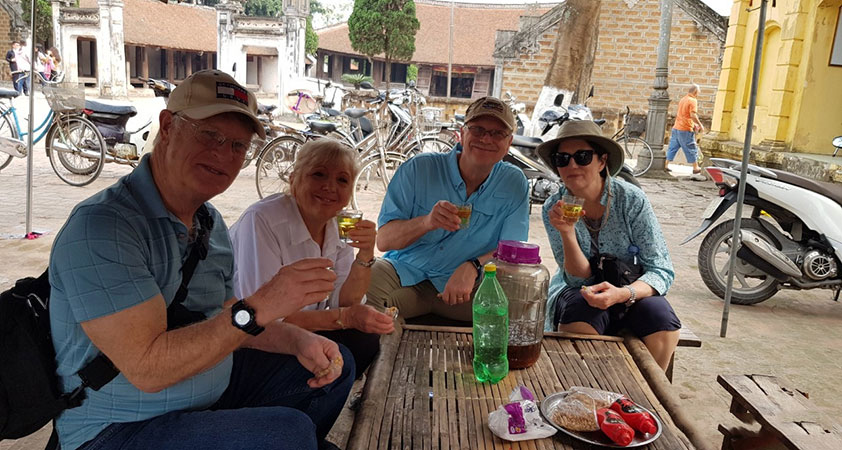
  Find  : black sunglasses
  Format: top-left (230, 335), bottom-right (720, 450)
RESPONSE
top-left (551, 149), bottom-right (596, 168)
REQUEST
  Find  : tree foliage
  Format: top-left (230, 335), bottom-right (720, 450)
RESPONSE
top-left (243, 0), bottom-right (284, 17)
top-left (347, 0), bottom-right (419, 89)
top-left (21, 0), bottom-right (53, 47)
top-left (305, 16), bottom-right (318, 55)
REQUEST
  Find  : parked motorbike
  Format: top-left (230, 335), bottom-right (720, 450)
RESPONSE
top-left (78, 77), bottom-right (173, 167)
top-left (682, 158), bottom-right (842, 304)
top-left (505, 92), bottom-right (640, 205)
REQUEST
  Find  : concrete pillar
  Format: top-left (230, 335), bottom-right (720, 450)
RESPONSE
top-left (97, 0), bottom-right (128, 98)
top-left (216, 0), bottom-right (242, 79)
top-left (643, 0), bottom-right (673, 176)
top-left (141, 46), bottom-right (148, 79)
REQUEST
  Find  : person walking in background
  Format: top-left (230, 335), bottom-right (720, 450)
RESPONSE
top-left (5, 42), bottom-right (20, 93)
top-left (665, 84), bottom-right (704, 174)
top-left (47, 46), bottom-right (62, 81)
top-left (14, 41), bottom-right (29, 95)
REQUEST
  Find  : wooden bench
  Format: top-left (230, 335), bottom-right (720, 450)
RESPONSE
top-left (665, 326), bottom-right (702, 382)
top-left (717, 374), bottom-right (842, 450)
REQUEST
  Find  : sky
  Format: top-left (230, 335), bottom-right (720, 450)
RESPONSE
top-left (314, 0), bottom-right (732, 28)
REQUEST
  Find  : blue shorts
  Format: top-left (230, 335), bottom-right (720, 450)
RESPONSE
top-left (555, 287), bottom-right (681, 337)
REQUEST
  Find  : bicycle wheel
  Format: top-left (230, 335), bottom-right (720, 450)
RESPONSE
top-left (403, 137), bottom-right (453, 159)
top-left (46, 115), bottom-right (106, 186)
top-left (352, 152), bottom-right (407, 209)
top-left (0, 113), bottom-right (18, 171)
top-left (255, 135), bottom-right (304, 199)
top-left (616, 136), bottom-right (653, 177)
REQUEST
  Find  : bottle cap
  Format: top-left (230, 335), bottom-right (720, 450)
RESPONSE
top-left (484, 263), bottom-right (497, 272)
top-left (494, 240), bottom-right (541, 264)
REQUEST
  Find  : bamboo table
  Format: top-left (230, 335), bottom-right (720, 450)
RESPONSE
top-left (347, 324), bottom-right (703, 450)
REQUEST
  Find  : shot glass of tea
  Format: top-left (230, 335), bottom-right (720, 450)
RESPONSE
top-left (337, 209), bottom-right (363, 243)
top-left (561, 195), bottom-right (584, 221)
top-left (456, 204), bottom-right (472, 228)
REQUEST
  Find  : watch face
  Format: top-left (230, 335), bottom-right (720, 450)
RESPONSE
top-left (234, 309), bottom-right (251, 326)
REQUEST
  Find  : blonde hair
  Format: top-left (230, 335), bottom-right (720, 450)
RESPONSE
top-left (289, 138), bottom-right (360, 193)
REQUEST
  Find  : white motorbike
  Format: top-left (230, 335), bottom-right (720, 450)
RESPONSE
top-left (682, 158), bottom-right (842, 304)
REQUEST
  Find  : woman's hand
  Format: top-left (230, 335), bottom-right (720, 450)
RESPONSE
top-left (548, 200), bottom-right (584, 235)
top-left (345, 304), bottom-right (395, 334)
top-left (579, 282), bottom-right (629, 310)
top-left (346, 219), bottom-right (376, 260)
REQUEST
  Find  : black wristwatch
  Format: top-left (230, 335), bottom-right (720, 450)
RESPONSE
top-left (469, 258), bottom-right (483, 280)
top-left (231, 299), bottom-right (265, 336)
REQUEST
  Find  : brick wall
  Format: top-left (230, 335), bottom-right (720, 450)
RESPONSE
top-left (0, 9), bottom-right (13, 82)
top-left (500, 0), bottom-right (723, 133)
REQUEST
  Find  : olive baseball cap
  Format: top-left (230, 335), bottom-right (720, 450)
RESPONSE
top-left (464, 96), bottom-right (517, 132)
top-left (167, 70), bottom-right (265, 138)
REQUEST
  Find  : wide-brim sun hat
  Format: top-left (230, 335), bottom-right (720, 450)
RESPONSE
top-left (167, 69), bottom-right (266, 139)
top-left (536, 120), bottom-right (624, 177)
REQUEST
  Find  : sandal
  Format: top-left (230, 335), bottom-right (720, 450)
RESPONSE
top-left (692, 169), bottom-right (702, 174)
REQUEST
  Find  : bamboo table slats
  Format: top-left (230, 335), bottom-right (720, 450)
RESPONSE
top-left (348, 325), bottom-right (696, 450)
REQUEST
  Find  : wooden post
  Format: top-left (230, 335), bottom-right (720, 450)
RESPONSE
top-left (166, 49), bottom-right (174, 82)
top-left (186, 52), bottom-right (193, 77)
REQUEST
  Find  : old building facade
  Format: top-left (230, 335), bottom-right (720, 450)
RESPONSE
top-left (702, 0), bottom-right (842, 169)
top-left (51, 0), bottom-right (308, 99)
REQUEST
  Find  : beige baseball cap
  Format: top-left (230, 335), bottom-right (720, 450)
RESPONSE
top-left (167, 70), bottom-right (265, 139)
top-left (464, 96), bottom-right (517, 132)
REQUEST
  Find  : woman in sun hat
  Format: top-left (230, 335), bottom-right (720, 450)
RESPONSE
top-left (538, 120), bottom-right (680, 371)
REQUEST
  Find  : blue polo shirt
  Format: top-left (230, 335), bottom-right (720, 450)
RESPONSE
top-left (378, 147), bottom-right (529, 291)
top-left (49, 155), bottom-right (235, 450)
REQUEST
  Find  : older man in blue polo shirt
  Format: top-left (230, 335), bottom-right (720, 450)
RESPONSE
top-left (367, 96), bottom-right (529, 322)
top-left (48, 70), bottom-right (353, 450)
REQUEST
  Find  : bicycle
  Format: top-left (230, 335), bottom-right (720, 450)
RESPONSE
top-left (0, 85), bottom-right (106, 186)
top-left (611, 106), bottom-right (653, 177)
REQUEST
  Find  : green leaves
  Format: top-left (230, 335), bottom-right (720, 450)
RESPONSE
top-left (347, 0), bottom-right (420, 62)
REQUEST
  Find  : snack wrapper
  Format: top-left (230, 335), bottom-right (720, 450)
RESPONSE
top-left (488, 386), bottom-right (557, 441)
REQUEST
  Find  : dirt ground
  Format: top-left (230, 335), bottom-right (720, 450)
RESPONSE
top-left (2, 142), bottom-right (841, 449)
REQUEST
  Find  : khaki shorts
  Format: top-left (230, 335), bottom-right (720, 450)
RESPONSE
top-left (366, 259), bottom-right (474, 322)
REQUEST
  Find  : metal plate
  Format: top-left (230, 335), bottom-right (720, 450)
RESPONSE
top-left (540, 391), bottom-right (662, 448)
top-left (702, 196), bottom-right (725, 220)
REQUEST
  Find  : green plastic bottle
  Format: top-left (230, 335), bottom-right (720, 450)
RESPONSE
top-left (472, 263), bottom-right (509, 383)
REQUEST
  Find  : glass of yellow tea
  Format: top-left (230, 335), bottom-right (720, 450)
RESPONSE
top-left (337, 209), bottom-right (363, 243)
top-left (561, 194), bottom-right (584, 221)
top-left (456, 204), bottom-right (472, 228)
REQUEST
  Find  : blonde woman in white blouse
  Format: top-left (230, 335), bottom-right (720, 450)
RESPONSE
top-left (230, 138), bottom-right (394, 377)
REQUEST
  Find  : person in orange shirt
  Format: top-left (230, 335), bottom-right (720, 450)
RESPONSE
top-left (665, 84), bottom-right (704, 174)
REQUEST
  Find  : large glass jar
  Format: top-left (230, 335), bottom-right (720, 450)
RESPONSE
top-left (493, 240), bottom-right (550, 369)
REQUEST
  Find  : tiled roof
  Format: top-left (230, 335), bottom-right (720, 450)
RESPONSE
top-left (79, 0), bottom-right (216, 52)
top-left (317, 1), bottom-right (548, 67)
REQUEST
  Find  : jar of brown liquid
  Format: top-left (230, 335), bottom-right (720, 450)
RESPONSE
top-left (493, 241), bottom-right (549, 369)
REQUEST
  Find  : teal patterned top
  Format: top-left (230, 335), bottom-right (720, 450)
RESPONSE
top-left (541, 176), bottom-right (674, 331)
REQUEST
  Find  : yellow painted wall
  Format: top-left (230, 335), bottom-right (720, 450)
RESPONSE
top-left (712, 0), bottom-right (842, 153)
top-left (789, 0), bottom-right (842, 154)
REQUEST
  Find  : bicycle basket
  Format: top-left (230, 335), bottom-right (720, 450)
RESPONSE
top-left (43, 85), bottom-right (86, 112)
top-left (418, 107), bottom-right (442, 134)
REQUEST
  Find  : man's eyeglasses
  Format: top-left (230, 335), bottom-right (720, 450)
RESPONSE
top-left (176, 115), bottom-right (263, 157)
top-left (465, 125), bottom-right (511, 141)
top-left (551, 149), bottom-right (596, 168)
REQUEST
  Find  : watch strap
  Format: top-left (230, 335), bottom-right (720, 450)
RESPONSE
top-left (231, 300), bottom-right (265, 336)
top-left (470, 258), bottom-right (482, 280)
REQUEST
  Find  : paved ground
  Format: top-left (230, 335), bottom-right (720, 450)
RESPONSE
top-left (2, 96), bottom-right (842, 449)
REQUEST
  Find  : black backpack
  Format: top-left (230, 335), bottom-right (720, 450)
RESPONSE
top-left (0, 205), bottom-right (213, 449)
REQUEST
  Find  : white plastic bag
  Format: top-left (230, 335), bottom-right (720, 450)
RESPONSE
top-left (488, 386), bottom-right (557, 441)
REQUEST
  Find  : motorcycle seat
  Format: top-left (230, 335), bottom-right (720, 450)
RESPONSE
top-left (258, 103), bottom-right (277, 115)
top-left (344, 108), bottom-right (368, 119)
top-left (454, 114), bottom-right (465, 123)
top-left (768, 169), bottom-right (842, 208)
top-left (594, 118), bottom-right (606, 125)
top-left (308, 120), bottom-right (337, 134)
top-left (0, 88), bottom-right (20, 99)
top-left (511, 135), bottom-right (544, 149)
top-left (84, 100), bottom-right (137, 116)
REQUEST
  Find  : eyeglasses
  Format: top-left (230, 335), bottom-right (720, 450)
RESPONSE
top-left (465, 125), bottom-right (511, 141)
top-left (176, 115), bottom-right (263, 157)
top-left (551, 149), bottom-right (596, 168)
